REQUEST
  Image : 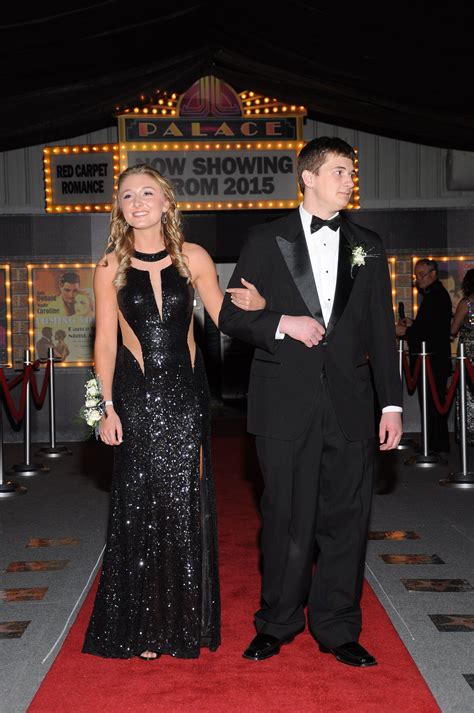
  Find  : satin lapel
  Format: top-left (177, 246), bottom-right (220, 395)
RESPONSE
top-left (325, 223), bottom-right (355, 335)
top-left (276, 230), bottom-right (324, 325)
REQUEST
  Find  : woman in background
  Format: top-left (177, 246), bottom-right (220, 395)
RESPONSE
top-left (451, 268), bottom-right (474, 468)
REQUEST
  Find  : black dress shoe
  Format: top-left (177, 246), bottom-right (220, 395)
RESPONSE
top-left (243, 632), bottom-right (294, 661)
top-left (319, 641), bottom-right (377, 667)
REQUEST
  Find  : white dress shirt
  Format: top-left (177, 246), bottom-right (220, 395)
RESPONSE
top-left (276, 204), bottom-right (402, 414)
top-left (299, 204), bottom-right (339, 326)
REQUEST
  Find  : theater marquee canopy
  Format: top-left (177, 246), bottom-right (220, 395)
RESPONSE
top-left (43, 75), bottom-right (360, 213)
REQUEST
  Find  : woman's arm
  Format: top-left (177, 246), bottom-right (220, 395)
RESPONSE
top-left (93, 256), bottom-right (122, 445)
top-left (451, 298), bottom-right (467, 337)
top-left (186, 243), bottom-right (265, 328)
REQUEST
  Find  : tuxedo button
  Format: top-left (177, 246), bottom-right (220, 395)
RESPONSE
top-left (321, 341), bottom-right (328, 347)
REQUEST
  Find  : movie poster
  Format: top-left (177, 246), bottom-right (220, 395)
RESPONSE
top-left (30, 265), bottom-right (95, 365)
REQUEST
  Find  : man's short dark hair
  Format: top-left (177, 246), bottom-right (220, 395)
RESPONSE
top-left (59, 271), bottom-right (80, 286)
top-left (297, 136), bottom-right (356, 193)
top-left (415, 258), bottom-right (438, 276)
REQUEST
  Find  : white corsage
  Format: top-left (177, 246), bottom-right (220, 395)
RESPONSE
top-left (79, 373), bottom-right (105, 438)
top-left (348, 241), bottom-right (378, 277)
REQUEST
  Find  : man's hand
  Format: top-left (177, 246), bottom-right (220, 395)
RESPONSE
top-left (279, 315), bottom-right (325, 347)
top-left (395, 319), bottom-right (406, 337)
top-left (379, 412), bottom-right (403, 450)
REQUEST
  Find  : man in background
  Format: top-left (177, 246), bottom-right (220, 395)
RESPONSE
top-left (396, 258), bottom-right (452, 455)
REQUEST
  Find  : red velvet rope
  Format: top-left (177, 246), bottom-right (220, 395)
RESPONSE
top-left (0, 360), bottom-right (51, 423)
top-left (30, 362), bottom-right (50, 408)
top-left (7, 372), bottom-right (24, 390)
top-left (426, 357), bottom-right (460, 415)
top-left (402, 352), bottom-right (421, 392)
top-left (0, 364), bottom-right (33, 424)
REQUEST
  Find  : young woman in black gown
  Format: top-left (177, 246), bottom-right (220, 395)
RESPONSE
top-left (82, 164), bottom-right (265, 660)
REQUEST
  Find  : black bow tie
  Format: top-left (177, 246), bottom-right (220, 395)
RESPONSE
top-left (310, 215), bottom-right (341, 233)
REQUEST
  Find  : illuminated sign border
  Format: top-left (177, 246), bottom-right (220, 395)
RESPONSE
top-left (0, 265), bottom-right (13, 368)
top-left (388, 256), bottom-right (397, 316)
top-left (28, 262), bottom-right (96, 368)
top-left (43, 144), bottom-right (120, 214)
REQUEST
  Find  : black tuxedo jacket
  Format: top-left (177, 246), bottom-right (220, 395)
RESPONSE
top-left (219, 209), bottom-right (402, 441)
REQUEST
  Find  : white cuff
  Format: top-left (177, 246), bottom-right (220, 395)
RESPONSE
top-left (275, 316), bottom-right (285, 340)
top-left (382, 406), bottom-right (403, 413)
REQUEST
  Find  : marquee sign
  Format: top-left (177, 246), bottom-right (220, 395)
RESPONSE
top-left (116, 75), bottom-right (306, 210)
top-left (42, 76), bottom-right (360, 212)
top-left (43, 145), bottom-right (119, 214)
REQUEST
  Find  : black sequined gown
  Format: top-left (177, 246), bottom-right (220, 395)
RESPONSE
top-left (82, 253), bottom-right (220, 658)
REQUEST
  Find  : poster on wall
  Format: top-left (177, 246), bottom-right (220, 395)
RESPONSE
top-left (387, 257), bottom-right (397, 317)
top-left (28, 264), bottom-right (95, 366)
top-left (0, 266), bottom-right (12, 367)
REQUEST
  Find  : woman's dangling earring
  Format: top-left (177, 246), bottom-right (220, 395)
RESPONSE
top-left (161, 213), bottom-right (168, 224)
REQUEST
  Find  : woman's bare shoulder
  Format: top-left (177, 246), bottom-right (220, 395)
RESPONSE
top-left (94, 251), bottom-right (118, 283)
top-left (182, 241), bottom-right (210, 258)
top-left (182, 242), bottom-right (215, 279)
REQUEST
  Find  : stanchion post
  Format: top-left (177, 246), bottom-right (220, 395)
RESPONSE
top-left (397, 338), bottom-right (414, 450)
top-left (440, 342), bottom-right (474, 488)
top-left (9, 349), bottom-right (50, 476)
top-left (405, 341), bottom-right (443, 467)
top-left (36, 348), bottom-right (72, 458)
top-left (0, 373), bottom-right (27, 497)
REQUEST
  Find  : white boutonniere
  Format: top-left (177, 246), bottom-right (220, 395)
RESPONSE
top-left (348, 240), bottom-right (379, 277)
top-left (79, 372), bottom-right (105, 438)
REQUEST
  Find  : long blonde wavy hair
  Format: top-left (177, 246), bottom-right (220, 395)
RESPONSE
top-left (101, 164), bottom-right (190, 289)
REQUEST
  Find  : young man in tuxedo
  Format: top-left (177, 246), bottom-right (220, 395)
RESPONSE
top-left (219, 137), bottom-right (402, 667)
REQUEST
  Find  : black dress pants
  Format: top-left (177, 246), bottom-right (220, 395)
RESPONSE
top-left (253, 374), bottom-right (375, 648)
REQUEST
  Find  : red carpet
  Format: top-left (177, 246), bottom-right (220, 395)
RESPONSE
top-left (28, 421), bottom-right (440, 712)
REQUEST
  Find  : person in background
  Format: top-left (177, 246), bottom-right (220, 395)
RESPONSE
top-left (396, 258), bottom-right (452, 456)
top-left (450, 268), bottom-right (474, 469)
